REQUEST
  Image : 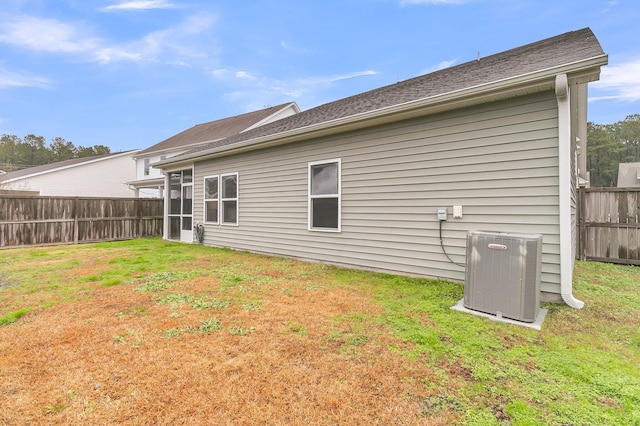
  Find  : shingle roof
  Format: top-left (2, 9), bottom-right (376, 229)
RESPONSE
top-left (1, 150), bottom-right (137, 181)
top-left (137, 102), bottom-right (298, 156)
top-left (174, 28), bottom-right (605, 161)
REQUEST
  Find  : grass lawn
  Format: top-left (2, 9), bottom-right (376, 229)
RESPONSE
top-left (1, 238), bottom-right (639, 425)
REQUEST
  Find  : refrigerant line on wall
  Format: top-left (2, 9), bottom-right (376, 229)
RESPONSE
top-left (439, 219), bottom-right (466, 268)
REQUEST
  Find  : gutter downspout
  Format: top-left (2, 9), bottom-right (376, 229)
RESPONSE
top-left (555, 73), bottom-right (585, 309)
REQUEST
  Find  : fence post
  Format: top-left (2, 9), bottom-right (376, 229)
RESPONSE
top-left (73, 197), bottom-right (79, 245)
top-left (138, 199), bottom-right (144, 238)
top-left (578, 187), bottom-right (586, 260)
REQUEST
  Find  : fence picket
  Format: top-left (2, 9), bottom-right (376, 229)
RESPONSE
top-left (579, 188), bottom-right (640, 265)
top-left (0, 196), bottom-right (163, 248)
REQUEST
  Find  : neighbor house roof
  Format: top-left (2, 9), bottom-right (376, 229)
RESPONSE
top-left (137, 102), bottom-right (300, 157)
top-left (0, 150), bottom-right (138, 182)
top-left (157, 27), bottom-right (607, 167)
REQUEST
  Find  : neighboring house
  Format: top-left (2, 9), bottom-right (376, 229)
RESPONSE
top-left (155, 28), bottom-right (607, 307)
top-left (616, 162), bottom-right (640, 187)
top-left (0, 151), bottom-right (138, 197)
top-left (128, 103), bottom-right (300, 197)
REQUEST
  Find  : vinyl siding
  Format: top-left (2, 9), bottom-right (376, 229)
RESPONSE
top-left (4, 154), bottom-right (136, 197)
top-left (193, 91), bottom-right (562, 293)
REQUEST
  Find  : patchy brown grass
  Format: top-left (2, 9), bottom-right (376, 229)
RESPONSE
top-left (0, 241), bottom-right (452, 425)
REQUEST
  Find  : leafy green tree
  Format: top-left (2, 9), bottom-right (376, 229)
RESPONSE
top-left (76, 144), bottom-right (112, 158)
top-left (91, 145), bottom-right (111, 156)
top-left (616, 114), bottom-right (640, 163)
top-left (49, 137), bottom-right (77, 162)
top-left (588, 114), bottom-right (640, 187)
top-left (0, 134), bottom-right (112, 172)
top-left (588, 123), bottom-right (619, 186)
top-left (22, 134), bottom-right (49, 166)
top-left (0, 135), bottom-right (22, 172)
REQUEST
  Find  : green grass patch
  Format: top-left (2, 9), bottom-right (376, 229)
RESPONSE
top-left (356, 262), bottom-right (640, 425)
top-left (0, 308), bottom-right (30, 326)
top-left (155, 292), bottom-right (229, 311)
top-left (229, 326), bottom-right (254, 336)
top-left (0, 238), bottom-right (216, 316)
top-left (135, 271), bottom-right (197, 292)
top-left (1, 240), bottom-right (638, 424)
top-left (198, 318), bottom-right (223, 334)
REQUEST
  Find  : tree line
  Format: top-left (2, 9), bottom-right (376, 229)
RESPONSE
top-left (588, 114), bottom-right (640, 187)
top-left (0, 134), bottom-right (111, 173)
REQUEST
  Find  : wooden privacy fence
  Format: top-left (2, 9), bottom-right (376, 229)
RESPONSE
top-left (578, 187), bottom-right (640, 265)
top-left (0, 196), bottom-right (164, 248)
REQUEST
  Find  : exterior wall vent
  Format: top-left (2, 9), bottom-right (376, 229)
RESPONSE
top-left (464, 231), bottom-right (543, 323)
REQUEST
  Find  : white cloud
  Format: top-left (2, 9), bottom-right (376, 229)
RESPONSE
top-left (422, 59), bottom-right (457, 74)
top-left (297, 70), bottom-right (379, 86)
top-left (0, 67), bottom-right (50, 89)
top-left (211, 68), bottom-right (229, 78)
top-left (236, 71), bottom-right (257, 80)
top-left (331, 70), bottom-right (379, 81)
top-left (94, 47), bottom-right (145, 63)
top-left (591, 58), bottom-right (640, 102)
top-left (0, 16), bottom-right (101, 54)
top-left (213, 68), bottom-right (379, 110)
top-left (101, 0), bottom-right (182, 11)
top-left (0, 13), bottom-right (217, 65)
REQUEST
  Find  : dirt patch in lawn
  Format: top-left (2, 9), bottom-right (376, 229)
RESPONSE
top-left (0, 246), bottom-right (455, 425)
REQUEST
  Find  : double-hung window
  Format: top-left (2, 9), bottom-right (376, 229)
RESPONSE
top-left (221, 173), bottom-right (238, 225)
top-left (203, 176), bottom-right (219, 224)
top-left (143, 158), bottom-right (150, 176)
top-left (203, 173), bottom-right (238, 226)
top-left (308, 159), bottom-right (341, 232)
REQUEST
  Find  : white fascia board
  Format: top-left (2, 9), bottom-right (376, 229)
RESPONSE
top-left (162, 162), bottom-right (194, 174)
top-left (242, 102), bottom-right (302, 132)
top-left (126, 177), bottom-right (165, 186)
top-left (156, 55), bottom-right (607, 169)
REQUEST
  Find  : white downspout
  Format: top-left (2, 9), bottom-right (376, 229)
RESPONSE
top-left (555, 73), bottom-right (584, 309)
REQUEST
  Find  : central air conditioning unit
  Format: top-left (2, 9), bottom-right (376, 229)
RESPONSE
top-left (464, 230), bottom-right (543, 323)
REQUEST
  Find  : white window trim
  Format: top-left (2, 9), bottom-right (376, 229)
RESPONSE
top-left (143, 158), bottom-right (150, 176)
top-left (203, 175), bottom-right (220, 225)
top-left (308, 158), bottom-right (341, 232)
top-left (221, 172), bottom-right (239, 227)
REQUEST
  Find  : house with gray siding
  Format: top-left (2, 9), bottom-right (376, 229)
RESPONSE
top-left (155, 28), bottom-right (607, 307)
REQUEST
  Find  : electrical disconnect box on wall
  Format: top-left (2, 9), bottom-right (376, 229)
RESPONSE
top-left (464, 230), bottom-right (543, 323)
top-left (453, 205), bottom-right (463, 219)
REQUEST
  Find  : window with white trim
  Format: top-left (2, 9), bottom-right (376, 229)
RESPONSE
top-left (308, 159), bottom-right (341, 231)
top-left (203, 176), bottom-right (219, 224)
top-left (143, 158), bottom-right (150, 176)
top-left (203, 173), bottom-right (238, 226)
top-left (221, 173), bottom-right (238, 225)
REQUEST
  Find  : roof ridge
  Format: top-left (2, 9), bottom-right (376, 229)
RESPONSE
top-left (138, 102), bottom-right (297, 156)
top-left (161, 27), bottom-right (605, 164)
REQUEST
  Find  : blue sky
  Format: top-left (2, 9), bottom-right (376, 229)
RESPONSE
top-left (1, 0), bottom-right (639, 152)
